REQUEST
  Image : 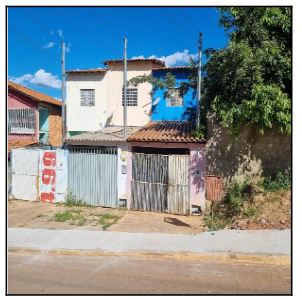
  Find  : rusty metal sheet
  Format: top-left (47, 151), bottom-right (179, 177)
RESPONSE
top-left (205, 175), bottom-right (224, 201)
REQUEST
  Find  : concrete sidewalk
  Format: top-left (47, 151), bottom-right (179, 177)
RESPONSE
top-left (8, 227), bottom-right (291, 256)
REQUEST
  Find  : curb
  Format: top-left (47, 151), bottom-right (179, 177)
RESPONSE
top-left (8, 247), bottom-right (291, 266)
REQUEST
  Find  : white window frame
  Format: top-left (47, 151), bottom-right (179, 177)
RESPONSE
top-left (80, 89), bottom-right (95, 106)
top-left (8, 108), bottom-right (36, 134)
top-left (122, 87), bottom-right (138, 106)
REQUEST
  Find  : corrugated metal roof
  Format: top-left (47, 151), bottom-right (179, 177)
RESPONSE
top-left (104, 58), bottom-right (165, 67)
top-left (65, 68), bottom-right (107, 74)
top-left (65, 126), bottom-right (141, 145)
top-left (127, 121), bottom-right (205, 143)
top-left (8, 81), bottom-right (62, 107)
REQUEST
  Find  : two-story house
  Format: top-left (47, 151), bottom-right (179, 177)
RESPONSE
top-left (65, 58), bottom-right (165, 136)
top-left (127, 66), bottom-right (206, 215)
top-left (65, 58), bottom-right (164, 209)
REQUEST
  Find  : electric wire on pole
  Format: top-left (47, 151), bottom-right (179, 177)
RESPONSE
top-left (123, 38), bottom-right (128, 139)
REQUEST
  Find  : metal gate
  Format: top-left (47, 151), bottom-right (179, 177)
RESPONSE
top-left (131, 153), bottom-right (190, 215)
top-left (11, 148), bottom-right (40, 201)
top-left (68, 146), bottom-right (118, 207)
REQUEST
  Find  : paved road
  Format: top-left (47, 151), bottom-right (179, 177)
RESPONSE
top-left (7, 252), bottom-right (291, 295)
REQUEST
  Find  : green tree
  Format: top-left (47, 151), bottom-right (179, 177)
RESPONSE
top-left (204, 7), bottom-right (291, 136)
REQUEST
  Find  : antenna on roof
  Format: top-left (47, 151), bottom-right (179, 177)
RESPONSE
top-left (152, 97), bottom-right (161, 106)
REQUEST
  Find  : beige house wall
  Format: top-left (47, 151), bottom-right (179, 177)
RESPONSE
top-left (66, 73), bottom-right (108, 133)
top-left (105, 61), bottom-right (155, 127)
top-left (206, 114), bottom-right (291, 184)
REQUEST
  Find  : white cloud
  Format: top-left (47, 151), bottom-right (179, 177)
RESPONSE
top-left (132, 49), bottom-right (198, 66)
top-left (9, 73), bottom-right (33, 85)
top-left (43, 42), bottom-right (55, 49)
top-left (10, 69), bottom-right (61, 89)
top-left (65, 43), bottom-right (71, 53)
top-left (58, 29), bottom-right (64, 38)
top-left (132, 55), bottom-right (145, 59)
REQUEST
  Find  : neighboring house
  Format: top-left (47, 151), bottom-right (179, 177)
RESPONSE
top-left (8, 81), bottom-right (62, 151)
top-left (65, 58), bottom-right (165, 136)
top-left (151, 66), bottom-right (196, 121)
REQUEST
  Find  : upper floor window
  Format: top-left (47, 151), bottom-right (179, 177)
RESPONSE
top-left (80, 89), bottom-right (95, 106)
top-left (122, 88), bottom-right (138, 106)
top-left (8, 108), bottom-right (35, 134)
top-left (166, 89), bottom-right (183, 107)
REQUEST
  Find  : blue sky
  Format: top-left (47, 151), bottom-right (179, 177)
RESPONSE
top-left (8, 7), bottom-right (228, 99)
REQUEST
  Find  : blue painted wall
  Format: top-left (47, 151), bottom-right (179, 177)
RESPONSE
top-left (151, 69), bottom-right (196, 121)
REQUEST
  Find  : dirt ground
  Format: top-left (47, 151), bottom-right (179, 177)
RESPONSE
top-left (7, 199), bottom-right (206, 234)
top-left (229, 190), bottom-right (291, 230)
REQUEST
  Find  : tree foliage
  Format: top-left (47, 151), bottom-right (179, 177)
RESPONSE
top-left (205, 7), bottom-right (291, 136)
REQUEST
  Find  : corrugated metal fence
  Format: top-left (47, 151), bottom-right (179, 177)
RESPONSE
top-left (131, 153), bottom-right (190, 215)
top-left (68, 146), bottom-right (118, 207)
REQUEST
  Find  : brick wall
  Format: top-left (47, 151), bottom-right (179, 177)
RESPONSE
top-left (206, 114), bottom-right (291, 184)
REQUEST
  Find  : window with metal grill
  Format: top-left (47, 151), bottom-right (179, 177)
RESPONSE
top-left (80, 89), bottom-right (95, 106)
top-left (8, 108), bottom-right (35, 134)
top-left (122, 88), bottom-right (138, 106)
top-left (166, 88), bottom-right (183, 107)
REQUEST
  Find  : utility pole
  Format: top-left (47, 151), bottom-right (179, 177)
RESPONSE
top-left (196, 32), bottom-right (202, 129)
top-left (123, 38), bottom-right (128, 139)
top-left (61, 41), bottom-right (66, 144)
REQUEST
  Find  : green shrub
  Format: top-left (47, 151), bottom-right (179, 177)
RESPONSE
top-left (54, 209), bottom-right (87, 226)
top-left (224, 180), bottom-right (249, 215)
top-left (99, 214), bottom-right (120, 230)
top-left (260, 168), bottom-right (291, 191)
top-left (65, 193), bottom-right (92, 207)
top-left (204, 214), bottom-right (229, 231)
top-left (54, 211), bottom-right (73, 222)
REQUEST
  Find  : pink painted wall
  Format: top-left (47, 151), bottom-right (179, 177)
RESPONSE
top-left (126, 142), bottom-right (206, 213)
top-left (8, 91), bottom-right (39, 142)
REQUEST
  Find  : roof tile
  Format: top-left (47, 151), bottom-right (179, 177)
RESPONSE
top-left (127, 121), bottom-right (205, 143)
top-left (8, 81), bottom-right (62, 106)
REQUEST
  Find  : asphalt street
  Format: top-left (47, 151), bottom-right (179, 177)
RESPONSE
top-left (7, 252), bottom-right (291, 295)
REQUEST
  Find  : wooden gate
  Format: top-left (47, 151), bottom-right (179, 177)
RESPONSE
top-left (131, 152), bottom-right (190, 215)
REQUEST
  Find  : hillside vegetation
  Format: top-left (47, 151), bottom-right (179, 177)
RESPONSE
top-left (204, 168), bottom-right (291, 230)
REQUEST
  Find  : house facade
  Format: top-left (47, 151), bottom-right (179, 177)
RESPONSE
top-left (64, 63), bottom-right (205, 215)
top-left (126, 66), bottom-right (206, 214)
top-left (8, 81), bottom-right (62, 151)
top-left (65, 58), bottom-right (165, 137)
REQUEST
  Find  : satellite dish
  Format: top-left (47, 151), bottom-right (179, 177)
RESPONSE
top-left (106, 111), bottom-right (114, 118)
top-left (152, 97), bottom-right (161, 106)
